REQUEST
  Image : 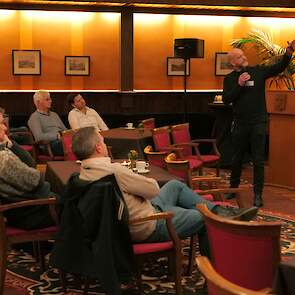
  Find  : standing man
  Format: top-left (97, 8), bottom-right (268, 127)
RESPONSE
top-left (28, 90), bottom-right (66, 156)
top-left (223, 40), bottom-right (295, 207)
top-left (67, 93), bottom-right (109, 131)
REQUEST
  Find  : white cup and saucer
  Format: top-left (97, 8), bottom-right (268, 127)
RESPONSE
top-left (136, 161), bottom-right (149, 173)
top-left (125, 122), bottom-right (135, 130)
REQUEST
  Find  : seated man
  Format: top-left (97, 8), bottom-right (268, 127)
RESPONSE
top-left (67, 93), bottom-right (109, 131)
top-left (70, 127), bottom-right (258, 248)
top-left (28, 90), bottom-right (66, 156)
top-left (0, 123), bottom-right (57, 230)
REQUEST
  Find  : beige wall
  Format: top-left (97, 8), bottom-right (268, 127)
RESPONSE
top-left (0, 10), bottom-right (293, 90)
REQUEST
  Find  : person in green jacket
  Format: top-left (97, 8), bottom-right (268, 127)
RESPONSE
top-left (223, 40), bottom-right (295, 207)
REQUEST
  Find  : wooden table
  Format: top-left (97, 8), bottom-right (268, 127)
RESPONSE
top-left (101, 127), bottom-right (153, 159)
top-left (45, 160), bottom-right (181, 195)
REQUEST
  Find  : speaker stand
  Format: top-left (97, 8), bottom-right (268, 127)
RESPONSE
top-left (183, 57), bottom-right (189, 123)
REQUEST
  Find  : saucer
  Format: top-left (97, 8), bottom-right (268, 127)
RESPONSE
top-left (125, 127), bottom-right (135, 130)
top-left (137, 169), bottom-right (150, 174)
top-left (76, 160), bottom-right (82, 164)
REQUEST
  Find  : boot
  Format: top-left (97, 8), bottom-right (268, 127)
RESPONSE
top-left (212, 206), bottom-right (258, 221)
top-left (254, 193), bottom-right (263, 207)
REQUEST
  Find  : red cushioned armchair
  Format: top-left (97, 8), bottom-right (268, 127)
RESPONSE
top-left (0, 198), bottom-right (58, 295)
top-left (197, 204), bottom-right (282, 291)
top-left (171, 123), bottom-right (220, 176)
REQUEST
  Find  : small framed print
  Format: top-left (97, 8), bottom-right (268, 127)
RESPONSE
top-left (12, 50), bottom-right (41, 75)
top-left (167, 57), bottom-right (190, 76)
top-left (215, 52), bottom-right (233, 76)
top-left (65, 56), bottom-right (90, 76)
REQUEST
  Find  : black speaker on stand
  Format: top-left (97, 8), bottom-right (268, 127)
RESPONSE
top-left (174, 38), bottom-right (204, 122)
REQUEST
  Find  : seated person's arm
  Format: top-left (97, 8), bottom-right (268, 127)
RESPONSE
top-left (28, 114), bottom-right (59, 142)
top-left (95, 112), bottom-right (109, 131)
top-left (115, 164), bottom-right (160, 200)
top-left (0, 150), bottom-right (41, 196)
top-left (55, 113), bottom-right (67, 131)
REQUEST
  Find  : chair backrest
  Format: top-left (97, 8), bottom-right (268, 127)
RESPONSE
top-left (141, 118), bottom-right (155, 129)
top-left (197, 204), bottom-right (282, 291)
top-left (171, 123), bottom-right (192, 157)
top-left (196, 256), bottom-right (269, 295)
top-left (60, 129), bottom-right (77, 161)
top-left (144, 145), bottom-right (168, 168)
top-left (165, 152), bottom-right (191, 185)
top-left (151, 126), bottom-right (171, 151)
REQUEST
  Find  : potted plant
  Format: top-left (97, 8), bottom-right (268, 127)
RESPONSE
top-left (231, 28), bottom-right (295, 90)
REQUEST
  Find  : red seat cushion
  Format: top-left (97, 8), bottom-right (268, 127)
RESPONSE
top-left (184, 157), bottom-right (203, 169)
top-left (133, 241), bottom-right (173, 254)
top-left (6, 226), bottom-right (57, 236)
top-left (201, 155), bottom-right (220, 163)
top-left (21, 145), bottom-right (33, 152)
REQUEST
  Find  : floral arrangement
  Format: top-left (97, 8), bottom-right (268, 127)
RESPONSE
top-left (128, 149), bottom-right (138, 161)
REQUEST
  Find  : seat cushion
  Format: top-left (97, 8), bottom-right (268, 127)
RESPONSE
top-left (201, 155), bottom-right (220, 163)
top-left (6, 226), bottom-right (57, 236)
top-left (20, 145), bottom-right (33, 152)
top-left (133, 241), bottom-right (173, 254)
top-left (182, 157), bottom-right (203, 169)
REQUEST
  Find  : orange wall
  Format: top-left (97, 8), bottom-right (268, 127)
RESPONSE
top-left (134, 14), bottom-right (295, 90)
top-left (0, 10), bottom-right (294, 90)
top-left (0, 10), bottom-right (120, 90)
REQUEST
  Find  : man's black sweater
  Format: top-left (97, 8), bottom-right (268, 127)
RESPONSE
top-left (223, 53), bottom-right (292, 124)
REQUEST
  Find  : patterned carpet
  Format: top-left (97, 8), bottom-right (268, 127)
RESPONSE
top-left (4, 212), bottom-right (295, 295)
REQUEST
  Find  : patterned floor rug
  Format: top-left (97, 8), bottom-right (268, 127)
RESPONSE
top-left (5, 212), bottom-right (295, 295)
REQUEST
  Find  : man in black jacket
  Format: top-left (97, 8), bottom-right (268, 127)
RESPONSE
top-left (223, 40), bottom-right (295, 207)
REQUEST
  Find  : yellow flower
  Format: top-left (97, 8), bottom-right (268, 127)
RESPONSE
top-left (128, 149), bottom-right (138, 160)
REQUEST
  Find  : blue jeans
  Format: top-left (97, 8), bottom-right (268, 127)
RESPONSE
top-left (146, 180), bottom-right (215, 242)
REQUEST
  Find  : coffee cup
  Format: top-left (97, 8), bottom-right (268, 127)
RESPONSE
top-left (126, 122), bottom-right (133, 129)
top-left (136, 161), bottom-right (149, 172)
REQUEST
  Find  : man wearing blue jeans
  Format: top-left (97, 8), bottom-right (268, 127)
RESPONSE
top-left (71, 127), bottom-right (258, 250)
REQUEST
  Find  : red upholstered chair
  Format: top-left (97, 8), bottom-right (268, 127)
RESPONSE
top-left (171, 123), bottom-right (221, 176)
top-left (144, 145), bottom-right (168, 168)
top-left (130, 211), bottom-right (182, 294)
top-left (141, 117), bottom-right (155, 129)
top-left (0, 198), bottom-right (58, 294)
top-left (196, 256), bottom-right (270, 295)
top-left (152, 126), bottom-right (203, 174)
top-left (196, 204), bottom-right (282, 291)
top-left (60, 129), bottom-right (77, 161)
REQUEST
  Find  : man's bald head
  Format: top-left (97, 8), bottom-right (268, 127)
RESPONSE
top-left (228, 48), bottom-right (248, 71)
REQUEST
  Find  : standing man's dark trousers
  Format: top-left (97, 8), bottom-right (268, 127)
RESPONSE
top-left (230, 121), bottom-right (267, 207)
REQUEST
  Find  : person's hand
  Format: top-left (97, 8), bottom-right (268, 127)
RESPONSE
top-left (238, 72), bottom-right (251, 87)
top-left (286, 40), bottom-right (295, 55)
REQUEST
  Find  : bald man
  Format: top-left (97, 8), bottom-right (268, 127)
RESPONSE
top-left (223, 41), bottom-right (295, 207)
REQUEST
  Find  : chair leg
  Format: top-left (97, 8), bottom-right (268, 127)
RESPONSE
top-left (37, 241), bottom-right (46, 272)
top-left (0, 241), bottom-right (7, 295)
top-left (186, 234), bottom-right (197, 276)
top-left (174, 250), bottom-right (182, 294)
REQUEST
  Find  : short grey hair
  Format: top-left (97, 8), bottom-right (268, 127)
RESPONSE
top-left (33, 90), bottom-right (50, 106)
top-left (72, 126), bottom-right (100, 160)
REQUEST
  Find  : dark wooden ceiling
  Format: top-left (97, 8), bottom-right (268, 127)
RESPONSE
top-left (0, 0), bottom-right (294, 17)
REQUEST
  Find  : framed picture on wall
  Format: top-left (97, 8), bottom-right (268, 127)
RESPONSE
top-left (167, 57), bottom-right (190, 76)
top-left (65, 56), bottom-right (90, 76)
top-left (215, 52), bottom-right (232, 76)
top-left (12, 50), bottom-right (41, 75)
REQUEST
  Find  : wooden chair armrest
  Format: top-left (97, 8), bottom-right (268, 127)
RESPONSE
top-left (0, 197), bottom-right (57, 213)
top-left (192, 176), bottom-right (222, 182)
top-left (129, 211), bottom-right (174, 224)
top-left (191, 138), bottom-right (216, 143)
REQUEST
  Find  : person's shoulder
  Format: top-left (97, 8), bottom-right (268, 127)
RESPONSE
top-left (28, 110), bottom-right (38, 118)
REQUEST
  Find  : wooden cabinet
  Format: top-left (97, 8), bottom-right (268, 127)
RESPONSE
top-left (266, 90), bottom-right (295, 189)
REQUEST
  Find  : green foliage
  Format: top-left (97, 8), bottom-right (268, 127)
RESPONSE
top-left (231, 29), bottom-right (295, 90)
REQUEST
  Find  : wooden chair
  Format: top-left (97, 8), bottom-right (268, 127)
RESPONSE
top-left (144, 145), bottom-right (168, 168)
top-left (171, 123), bottom-right (220, 176)
top-left (152, 126), bottom-right (203, 174)
top-left (165, 153), bottom-right (249, 207)
top-left (60, 129), bottom-right (78, 161)
top-left (54, 176), bottom-right (183, 294)
top-left (0, 198), bottom-right (58, 295)
top-left (196, 256), bottom-right (271, 295)
top-left (141, 117), bottom-right (155, 129)
top-left (196, 204), bottom-right (282, 291)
